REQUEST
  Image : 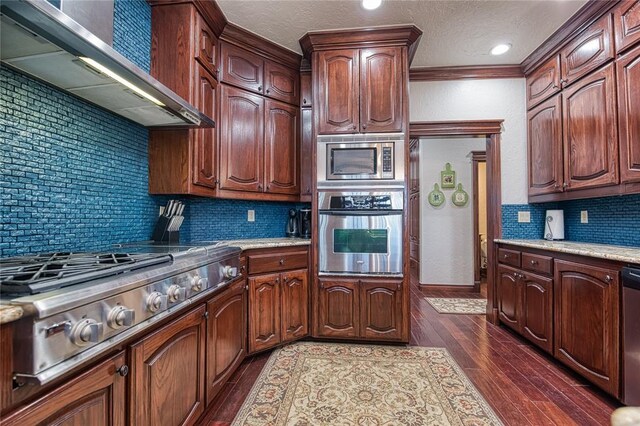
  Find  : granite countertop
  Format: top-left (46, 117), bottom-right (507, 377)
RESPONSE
top-left (0, 303), bottom-right (23, 325)
top-left (494, 239), bottom-right (640, 265)
top-left (219, 237), bottom-right (311, 251)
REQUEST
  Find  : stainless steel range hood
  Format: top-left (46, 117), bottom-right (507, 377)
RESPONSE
top-left (1, 0), bottom-right (214, 128)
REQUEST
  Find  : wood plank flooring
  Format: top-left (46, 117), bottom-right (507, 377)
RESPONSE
top-left (200, 280), bottom-right (620, 425)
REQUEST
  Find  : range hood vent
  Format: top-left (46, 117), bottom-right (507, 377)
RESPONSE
top-left (1, 0), bottom-right (214, 128)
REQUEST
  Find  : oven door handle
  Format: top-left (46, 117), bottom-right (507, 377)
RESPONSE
top-left (319, 211), bottom-right (403, 216)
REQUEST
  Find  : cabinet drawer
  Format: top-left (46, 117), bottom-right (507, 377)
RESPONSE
top-left (498, 248), bottom-right (521, 267)
top-left (521, 252), bottom-right (553, 275)
top-left (248, 251), bottom-right (308, 274)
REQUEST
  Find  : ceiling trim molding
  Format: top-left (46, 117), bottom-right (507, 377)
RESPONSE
top-left (220, 23), bottom-right (302, 70)
top-left (299, 25), bottom-right (423, 64)
top-left (409, 121), bottom-right (504, 137)
top-left (520, 0), bottom-right (620, 75)
top-left (409, 65), bottom-right (524, 81)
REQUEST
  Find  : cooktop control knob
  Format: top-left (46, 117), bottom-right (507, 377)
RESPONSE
top-left (107, 306), bottom-right (135, 329)
top-left (191, 275), bottom-right (207, 292)
top-left (167, 285), bottom-right (186, 303)
top-left (70, 319), bottom-right (103, 346)
top-left (223, 265), bottom-right (238, 279)
top-left (146, 291), bottom-right (167, 313)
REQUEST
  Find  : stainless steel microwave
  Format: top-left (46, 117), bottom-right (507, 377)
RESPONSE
top-left (317, 134), bottom-right (405, 188)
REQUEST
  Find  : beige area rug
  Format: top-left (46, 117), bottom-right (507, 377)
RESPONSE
top-left (426, 298), bottom-right (488, 315)
top-left (231, 342), bottom-right (502, 426)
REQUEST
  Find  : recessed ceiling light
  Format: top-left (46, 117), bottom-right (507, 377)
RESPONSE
top-left (362, 0), bottom-right (382, 10)
top-left (491, 44), bottom-right (512, 56)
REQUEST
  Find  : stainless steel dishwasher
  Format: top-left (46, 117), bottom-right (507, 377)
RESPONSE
top-left (623, 267), bottom-right (640, 406)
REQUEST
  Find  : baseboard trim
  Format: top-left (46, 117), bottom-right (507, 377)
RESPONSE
top-left (419, 283), bottom-right (476, 292)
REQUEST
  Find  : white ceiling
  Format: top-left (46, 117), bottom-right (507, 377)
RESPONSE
top-left (217, 0), bottom-right (588, 68)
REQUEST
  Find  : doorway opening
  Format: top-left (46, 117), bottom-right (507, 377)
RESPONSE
top-left (472, 151), bottom-right (487, 292)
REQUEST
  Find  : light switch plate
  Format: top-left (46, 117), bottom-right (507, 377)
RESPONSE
top-left (581, 210), bottom-right (588, 223)
top-left (518, 211), bottom-right (531, 223)
top-left (247, 210), bottom-right (255, 222)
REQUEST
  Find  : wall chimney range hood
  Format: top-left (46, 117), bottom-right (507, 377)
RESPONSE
top-left (1, 0), bottom-right (215, 128)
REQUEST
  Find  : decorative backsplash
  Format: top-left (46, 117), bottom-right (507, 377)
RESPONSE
top-left (502, 194), bottom-right (640, 247)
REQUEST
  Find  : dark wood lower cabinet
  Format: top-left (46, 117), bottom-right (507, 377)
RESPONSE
top-left (317, 278), bottom-right (360, 338)
top-left (130, 306), bottom-right (206, 426)
top-left (359, 280), bottom-right (403, 340)
top-left (248, 273), bottom-right (281, 353)
top-left (521, 271), bottom-right (553, 353)
top-left (554, 260), bottom-right (620, 397)
top-left (497, 264), bottom-right (522, 331)
top-left (281, 269), bottom-right (309, 343)
top-left (1, 352), bottom-right (126, 426)
top-left (206, 279), bottom-right (247, 405)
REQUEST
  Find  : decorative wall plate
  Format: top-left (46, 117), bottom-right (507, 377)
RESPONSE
top-left (451, 183), bottom-right (469, 206)
top-left (428, 183), bottom-right (445, 207)
top-left (440, 163), bottom-right (456, 189)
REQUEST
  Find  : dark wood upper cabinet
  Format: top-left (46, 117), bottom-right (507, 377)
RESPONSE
top-left (206, 279), bottom-right (247, 405)
top-left (130, 306), bottom-right (206, 426)
top-left (560, 14), bottom-right (614, 87)
top-left (300, 70), bottom-right (312, 107)
top-left (193, 63), bottom-right (217, 189)
top-left (219, 85), bottom-right (265, 192)
top-left (316, 49), bottom-right (360, 134)
top-left (526, 54), bottom-right (562, 110)
top-left (617, 44), bottom-right (640, 183)
top-left (299, 107), bottom-right (313, 200)
top-left (527, 94), bottom-right (564, 196)
top-left (281, 269), bottom-right (309, 343)
top-left (497, 265), bottom-right (522, 332)
top-left (554, 260), bottom-right (620, 398)
top-left (562, 64), bottom-right (619, 191)
top-left (317, 278), bottom-right (359, 338)
top-left (614, 0), bottom-right (640, 54)
top-left (521, 272), bottom-right (553, 354)
top-left (194, 11), bottom-right (217, 78)
top-left (220, 42), bottom-right (265, 94)
top-left (359, 280), bottom-right (403, 341)
top-left (248, 273), bottom-right (281, 353)
top-left (264, 61), bottom-right (299, 105)
top-left (264, 100), bottom-right (299, 194)
top-left (1, 352), bottom-right (126, 426)
top-left (359, 47), bottom-right (403, 133)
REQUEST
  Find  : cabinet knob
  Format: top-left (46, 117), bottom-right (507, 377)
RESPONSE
top-left (605, 275), bottom-right (613, 283)
top-left (362, 124), bottom-right (367, 129)
top-left (352, 125), bottom-right (357, 130)
top-left (266, 88), bottom-right (270, 94)
top-left (275, 278), bottom-right (280, 283)
top-left (258, 184), bottom-right (263, 190)
top-left (504, 254), bottom-right (509, 259)
top-left (563, 182), bottom-right (569, 188)
top-left (513, 272), bottom-right (519, 278)
top-left (320, 282), bottom-right (324, 289)
top-left (303, 98), bottom-right (307, 104)
top-left (258, 85), bottom-right (263, 92)
top-left (279, 259), bottom-right (285, 265)
top-left (117, 365), bottom-right (129, 377)
top-left (530, 260), bottom-right (538, 265)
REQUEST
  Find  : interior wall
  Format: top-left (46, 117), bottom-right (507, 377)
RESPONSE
top-left (478, 162), bottom-right (487, 237)
top-left (419, 137), bottom-right (486, 286)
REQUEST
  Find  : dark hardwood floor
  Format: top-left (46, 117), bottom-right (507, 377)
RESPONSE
top-left (200, 279), bottom-right (620, 425)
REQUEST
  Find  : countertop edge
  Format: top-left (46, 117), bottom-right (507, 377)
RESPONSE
top-left (220, 238), bottom-right (311, 251)
top-left (495, 239), bottom-right (640, 265)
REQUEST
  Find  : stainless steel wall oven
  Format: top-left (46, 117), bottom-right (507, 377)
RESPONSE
top-left (318, 191), bottom-right (403, 276)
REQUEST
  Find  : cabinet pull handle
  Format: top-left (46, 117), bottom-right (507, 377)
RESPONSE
top-left (362, 124), bottom-right (367, 129)
top-left (117, 365), bottom-right (129, 377)
top-left (266, 88), bottom-right (270, 94)
top-left (352, 125), bottom-right (357, 130)
top-left (303, 98), bottom-right (307, 104)
top-left (605, 275), bottom-right (613, 283)
top-left (258, 85), bottom-right (263, 92)
top-left (530, 260), bottom-right (538, 265)
top-left (258, 184), bottom-right (263, 190)
top-left (504, 254), bottom-right (509, 259)
top-left (513, 272), bottom-right (518, 278)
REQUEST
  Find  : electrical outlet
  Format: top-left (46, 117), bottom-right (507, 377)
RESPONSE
top-left (581, 210), bottom-right (588, 223)
top-left (518, 211), bottom-right (531, 223)
top-left (247, 210), bottom-right (255, 222)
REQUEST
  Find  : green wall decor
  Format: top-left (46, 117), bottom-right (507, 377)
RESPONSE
top-left (440, 163), bottom-right (456, 188)
top-left (452, 183), bottom-right (469, 207)
top-left (428, 183), bottom-right (445, 207)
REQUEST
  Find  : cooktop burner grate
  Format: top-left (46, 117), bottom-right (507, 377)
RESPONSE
top-left (0, 252), bottom-right (172, 295)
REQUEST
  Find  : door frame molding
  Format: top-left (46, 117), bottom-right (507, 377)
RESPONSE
top-left (409, 120), bottom-right (503, 324)
top-left (471, 151), bottom-right (487, 291)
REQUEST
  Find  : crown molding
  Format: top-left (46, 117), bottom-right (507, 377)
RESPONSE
top-left (409, 121), bottom-right (504, 137)
top-left (409, 65), bottom-right (523, 81)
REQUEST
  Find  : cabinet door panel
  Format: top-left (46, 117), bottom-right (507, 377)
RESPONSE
top-left (360, 47), bottom-right (403, 133)
top-left (219, 85), bottom-right (264, 192)
top-left (359, 280), bottom-right (403, 340)
top-left (562, 64), bottom-right (618, 190)
top-left (206, 280), bottom-right (247, 404)
top-left (614, 0), bottom-right (640, 54)
top-left (265, 100), bottom-right (299, 194)
top-left (522, 272), bottom-right (553, 354)
top-left (497, 265), bottom-right (521, 331)
top-left (193, 63), bottom-right (217, 189)
top-left (527, 55), bottom-right (562, 109)
top-left (617, 44), bottom-right (640, 183)
top-left (299, 108), bottom-right (313, 198)
top-left (281, 269), bottom-right (309, 342)
top-left (220, 42), bottom-right (264, 94)
top-left (317, 279), bottom-right (359, 338)
top-left (194, 12), bottom-right (217, 78)
top-left (561, 14), bottom-right (614, 86)
top-left (316, 50), bottom-right (359, 134)
top-left (528, 94), bottom-right (564, 196)
top-left (554, 260), bottom-right (620, 397)
top-left (130, 307), bottom-right (206, 426)
top-left (249, 273), bottom-right (281, 353)
top-left (2, 352), bottom-right (126, 426)
top-left (264, 61), bottom-right (299, 105)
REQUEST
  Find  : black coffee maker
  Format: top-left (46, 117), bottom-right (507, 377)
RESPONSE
top-left (298, 209), bottom-right (311, 239)
top-left (285, 209), bottom-right (299, 237)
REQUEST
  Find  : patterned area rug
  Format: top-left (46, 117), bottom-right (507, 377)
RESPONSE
top-left (231, 342), bottom-right (502, 426)
top-left (426, 298), bottom-right (487, 314)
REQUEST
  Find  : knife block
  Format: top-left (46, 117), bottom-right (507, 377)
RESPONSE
top-left (152, 216), bottom-right (179, 243)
